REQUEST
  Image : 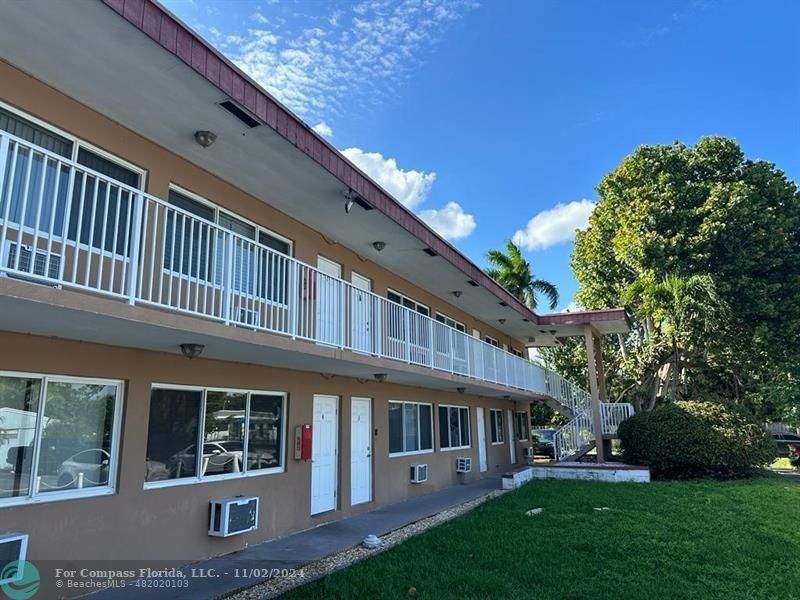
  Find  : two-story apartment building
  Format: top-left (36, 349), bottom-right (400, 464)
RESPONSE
top-left (0, 1), bottom-right (630, 595)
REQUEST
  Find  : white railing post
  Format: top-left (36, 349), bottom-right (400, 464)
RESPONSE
top-left (288, 261), bottom-right (298, 339)
top-left (340, 280), bottom-right (346, 349)
top-left (375, 297), bottom-right (383, 357)
top-left (223, 233), bottom-right (234, 324)
top-left (404, 310), bottom-right (411, 363)
top-left (127, 192), bottom-right (144, 304)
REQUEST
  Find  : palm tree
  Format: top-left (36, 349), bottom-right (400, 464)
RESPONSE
top-left (486, 241), bottom-right (559, 310)
top-left (625, 274), bottom-right (730, 401)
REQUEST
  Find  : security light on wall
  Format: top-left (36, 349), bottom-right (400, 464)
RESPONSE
top-left (452, 290), bottom-right (463, 298)
top-left (180, 343), bottom-right (205, 359)
top-left (194, 130), bottom-right (217, 148)
top-left (373, 373), bottom-right (388, 383)
top-left (372, 241), bottom-right (386, 252)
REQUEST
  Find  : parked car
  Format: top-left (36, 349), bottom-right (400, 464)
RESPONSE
top-left (168, 441), bottom-right (244, 477)
top-left (57, 448), bottom-right (109, 489)
top-left (772, 433), bottom-right (800, 457)
top-left (531, 428), bottom-right (556, 458)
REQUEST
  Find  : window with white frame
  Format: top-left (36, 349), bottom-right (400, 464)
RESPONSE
top-left (515, 411), bottom-right (529, 442)
top-left (164, 186), bottom-right (293, 304)
top-left (435, 313), bottom-right (466, 333)
top-left (0, 372), bottom-right (123, 505)
top-left (144, 385), bottom-right (286, 485)
top-left (438, 405), bottom-right (470, 450)
top-left (490, 409), bottom-right (505, 444)
top-left (388, 401), bottom-right (433, 456)
top-left (0, 103), bottom-right (145, 265)
top-left (485, 336), bottom-right (500, 348)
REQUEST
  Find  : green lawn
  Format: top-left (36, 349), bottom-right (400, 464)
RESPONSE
top-left (289, 477), bottom-right (800, 600)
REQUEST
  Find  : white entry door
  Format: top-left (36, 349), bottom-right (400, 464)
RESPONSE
top-left (476, 407), bottom-right (488, 472)
top-left (506, 409), bottom-right (516, 464)
top-left (311, 395), bottom-right (338, 515)
top-left (350, 397), bottom-right (372, 506)
top-left (350, 272), bottom-right (372, 354)
top-left (316, 256), bottom-right (342, 346)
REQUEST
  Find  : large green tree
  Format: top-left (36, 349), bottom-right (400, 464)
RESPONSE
top-left (486, 241), bottom-right (559, 310)
top-left (546, 136), bottom-right (800, 421)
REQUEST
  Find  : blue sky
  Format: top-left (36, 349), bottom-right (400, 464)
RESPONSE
top-left (164, 0), bottom-right (799, 311)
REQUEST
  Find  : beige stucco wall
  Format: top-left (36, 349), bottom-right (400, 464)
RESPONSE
top-left (0, 59), bottom-right (524, 353)
top-left (0, 332), bottom-right (529, 594)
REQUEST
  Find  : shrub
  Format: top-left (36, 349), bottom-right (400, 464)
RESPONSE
top-left (617, 401), bottom-right (776, 478)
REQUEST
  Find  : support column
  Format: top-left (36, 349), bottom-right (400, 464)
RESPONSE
top-left (584, 324), bottom-right (606, 463)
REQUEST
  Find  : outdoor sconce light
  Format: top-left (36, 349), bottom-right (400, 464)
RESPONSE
top-left (456, 387), bottom-right (466, 394)
top-left (503, 395), bottom-right (511, 401)
top-left (180, 343), bottom-right (205, 360)
top-left (498, 318), bottom-right (506, 324)
top-left (194, 130), bottom-right (217, 148)
top-left (372, 241), bottom-right (386, 252)
top-left (373, 373), bottom-right (388, 383)
top-left (452, 290), bottom-right (463, 298)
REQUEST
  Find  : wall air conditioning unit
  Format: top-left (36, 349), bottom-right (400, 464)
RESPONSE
top-left (208, 496), bottom-right (259, 537)
top-left (3, 241), bottom-right (61, 280)
top-left (410, 464), bottom-right (428, 484)
top-left (0, 533), bottom-right (29, 585)
top-left (455, 457), bottom-right (472, 473)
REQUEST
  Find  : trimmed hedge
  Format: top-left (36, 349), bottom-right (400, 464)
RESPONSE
top-left (617, 401), bottom-right (776, 478)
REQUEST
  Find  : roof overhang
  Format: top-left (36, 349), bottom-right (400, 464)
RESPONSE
top-left (528, 308), bottom-right (632, 346)
top-left (0, 0), bottom-right (628, 343)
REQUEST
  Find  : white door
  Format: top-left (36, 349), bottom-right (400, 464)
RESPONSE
top-left (350, 272), bottom-right (372, 354)
top-left (476, 407), bottom-right (488, 472)
top-left (506, 409), bottom-right (516, 464)
top-left (316, 256), bottom-right (342, 346)
top-left (311, 395), bottom-right (338, 515)
top-left (350, 397), bottom-right (372, 506)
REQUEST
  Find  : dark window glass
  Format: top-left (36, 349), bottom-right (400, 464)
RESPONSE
top-left (388, 402), bottom-right (403, 454)
top-left (145, 388), bottom-right (202, 481)
top-left (0, 107), bottom-right (73, 157)
top-left (248, 394), bottom-right (284, 471)
top-left (419, 404), bottom-right (432, 450)
top-left (438, 406), bottom-right (449, 448)
top-left (0, 376), bottom-right (41, 499)
top-left (449, 407), bottom-right (460, 447)
top-left (202, 391), bottom-right (247, 476)
top-left (459, 407), bottom-right (470, 446)
top-left (165, 189), bottom-right (215, 279)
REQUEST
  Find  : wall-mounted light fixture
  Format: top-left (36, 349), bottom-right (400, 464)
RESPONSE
top-left (374, 373), bottom-right (388, 383)
top-left (456, 387), bottom-right (466, 394)
top-left (452, 290), bottom-right (463, 298)
top-left (503, 395), bottom-right (511, 401)
top-left (498, 318), bottom-right (506, 325)
top-left (372, 241), bottom-right (386, 252)
top-left (180, 343), bottom-right (205, 359)
top-left (194, 130), bottom-right (217, 148)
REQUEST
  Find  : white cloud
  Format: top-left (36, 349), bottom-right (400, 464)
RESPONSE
top-left (512, 200), bottom-right (596, 251)
top-left (341, 147), bottom-right (435, 210)
top-left (419, 202), bottom-right (476, 241)
top-left (312, 121), bottom-right (333, 138)
top-left (201, 0), bottom-right (477, 126)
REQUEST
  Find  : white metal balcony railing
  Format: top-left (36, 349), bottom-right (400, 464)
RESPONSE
top-left (0, 131), bottom-right (593, 402)
top-left (552, 402), bottom-right (636, 461)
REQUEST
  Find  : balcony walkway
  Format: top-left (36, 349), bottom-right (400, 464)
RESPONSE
top-left (91, 476), bottom-right (501, 600)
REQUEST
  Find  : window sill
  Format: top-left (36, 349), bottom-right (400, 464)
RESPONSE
top-left (144, 466), bottom-right (285, 490)
top-left (491, 441), bottom-right (505, 446)
top-left (389, 449), bottom-right (434, 458)
top-left (440, 445), bottom-right (472, 452)
top-left (0, 486), bottom-right (115, 509)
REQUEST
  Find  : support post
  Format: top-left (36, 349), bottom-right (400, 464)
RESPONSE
top-left (584, 324), bottom-right (606, 463)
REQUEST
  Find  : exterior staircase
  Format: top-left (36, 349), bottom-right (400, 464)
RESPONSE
top-left (543, 372), bottom-right (635, 461)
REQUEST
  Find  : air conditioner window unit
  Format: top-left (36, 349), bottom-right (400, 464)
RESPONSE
top-left (410, 463), bottom-right (428, 484)
top-left (208, 496), bottom-right (259, 537)
top-left (455, 457), bottom-right (472, 473)
top-left (0, 533), bottom-right (29, 585)
top-left (3, 241), bottom-right (61, 281)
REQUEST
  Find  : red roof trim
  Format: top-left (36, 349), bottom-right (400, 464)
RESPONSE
top-left (100, 0), bottom-right (620, 328)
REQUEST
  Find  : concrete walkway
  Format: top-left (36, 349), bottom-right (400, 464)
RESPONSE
top-left (91, 476), bottom-right (500, 600)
